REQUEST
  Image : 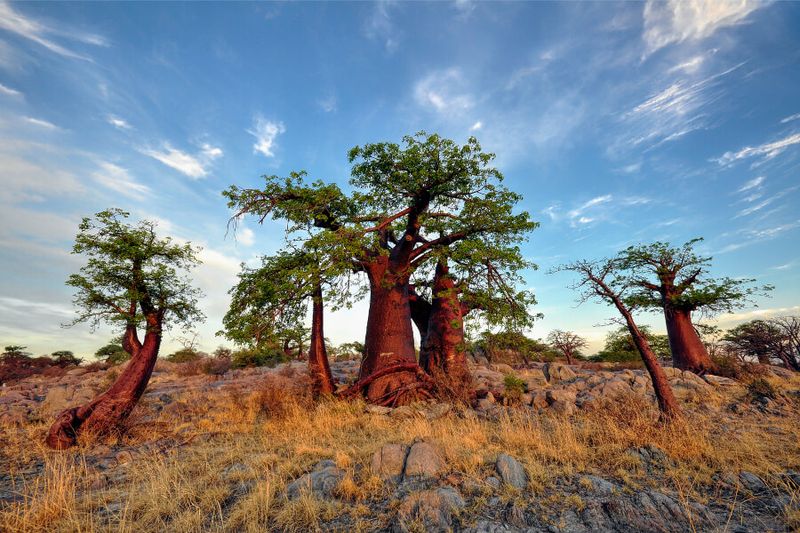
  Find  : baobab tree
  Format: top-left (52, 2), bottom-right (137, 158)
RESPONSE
top-left (46, 209), bottom-right (203, 449)
top-left (772, 316), bottom-right (800, 371)
top-left (555, 258), bottom-right (681, 421)
top-left (618, 239), bottom-right (769, 375)
top-left (225, 132), bottom-right (536, 405)
top-left (222, 248), bottom-right (358, 396)
top-left (547, 330), bottom-right (587, 364)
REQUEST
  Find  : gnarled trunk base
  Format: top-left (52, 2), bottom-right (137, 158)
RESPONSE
top-left (46, 332), bottom-right (160, 449)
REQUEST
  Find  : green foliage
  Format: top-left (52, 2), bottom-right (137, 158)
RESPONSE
top-left (66, 208), bottom-right (205, 332)
top-left (329, 341), bottom-right (365, 360)
top-left (618, 238), bottom-right (771, 316)
top-left (95, 343), bottom-right (129, 365)
top-left (592, 326), bottom-right (670, 362)
top-left (166, 348), bottom-right (202, 363)
top-left (51, 350), bottom-right (82, 367)
top-left (476, 330), bottom-right (559, 363)
top-left (503, 373), bottom-right (527, 404)
top-left (231, 346), bottom-right (289, 369)
top-left (1, 345), bottom-right (31, 360)
top-left (224, 132), bottom-right (539, 336)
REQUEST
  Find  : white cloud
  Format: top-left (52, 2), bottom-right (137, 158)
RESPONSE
top-left (642, 0), bottom-right (764, 54)
top-left (318, 95), bottom-right (337, 113)
top-left (667, 54), bottom-right (706, 74)
top-left (715, 132), bottom-right (800, 166)
top-left (0, 296), bottom-right (74, 318)
top-left (363, 1), bottom-right (399, 53)
top-left (23, 116), bottom-right (59, 129)
top-left (414, 68), bottom-right (474, 114)
top-left (737, 175), bottom-right (765, 193)
top-left (142, 142), bottom-right (223, 179)
top-left (0, 81), bottom-right (21, 96)
top-left (780, 113), bottom-right (800, 124)
top-left (716, 305), bottom-right (800, 328)
top-left (107, 115), bottom-right (132, 130)
top-left (469, 121), bottom-right (482, 131)
top-left (236, 227), bottom-right (255, 246)
top-left (91, 161), bottom-right (151, 200)
top-left (248, 116), bottom-right (285, 158)
top-left (0, 0), bottom-right (106, 61)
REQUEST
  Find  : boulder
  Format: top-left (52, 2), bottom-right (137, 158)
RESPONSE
top-left (396, 486), bottom-right (465, 532)
top-left (286, 460), bottom-right (345, 500)
top-left (371, 443), bottom-right (409, 481)
top-left (495, 453), bottom-right (527, 490)
top-left (404, 441), bottom-right (445, 479)
top-left (543, 363), bottom-right (577, 383)
top-left (546, 389), bottom-right (577, 405)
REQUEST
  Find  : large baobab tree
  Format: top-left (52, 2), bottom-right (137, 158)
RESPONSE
top-left (225, 132), bottom-right (536, 405)
top-left (555, 259), bottom-right (681, 421)
top-left (618, 239), bottom-right (769, 375)
top-left (46, 209), bottom-right (203, 449)
top-left (547, 330), bottom-right (587, 364)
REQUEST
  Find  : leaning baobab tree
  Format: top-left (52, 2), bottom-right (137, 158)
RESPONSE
top-left (547, 330), bottom-right (587, 364)
top-left (555, 258), bottom-right (681, 421)
top-left (617, 239), bottom-right (770, 375)
top-left (46, 209), bottom-right (203, 449)
top-left (225, 132), bottom-right (536, 405)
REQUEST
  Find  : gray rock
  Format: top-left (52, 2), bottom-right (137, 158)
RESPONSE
top-left (371, 443), bottom-right (409, 481)
top-left (550, 400), bottom-right (576, 415)
top-left (404, 441), bottom-right (445, 479)
top-left (286, 462), bottom-right (345, 500)
top-left (546, 389), bottom-right (577, 404)
top-left (485, 476), bottom-right (501, 490)
top-left (396, 485), bottom-right (465, 532)
top-left (495, 453), bottom-right (527, 490)
top-left (579, 475), bottom-right (617, 496)
top-left (544, 362), bottom-right (577, 383)
top-left (739, 471), bottom-right (767, 493)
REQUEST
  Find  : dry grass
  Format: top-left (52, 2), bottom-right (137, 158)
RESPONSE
top-left (1, 374), bottom-right (799, 532)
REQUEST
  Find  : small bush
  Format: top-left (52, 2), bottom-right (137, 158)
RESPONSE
top-left (51, 351), bottom-right (83, 367)
top-left (231, 347), bottom-right (288, 369)
top-left (747, 377), bottom-right (778, 401)
top-left (166, 348), bottom-right (202, 363)
top-left (503, 373), bottom-right (527, 405)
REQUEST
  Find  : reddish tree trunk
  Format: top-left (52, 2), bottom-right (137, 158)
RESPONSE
top-left (419, 261), bottom-right (470, 389)
top-left (308, 283), bottom-right (335, 396)
top-left (46, 321), bottom-right (162, 449)
top-left (408, 285), bottom-right (431, 341)
top-left (664, 308), bottom-right (717, 374)
top-left (360, 257), bottom-right (420, 404)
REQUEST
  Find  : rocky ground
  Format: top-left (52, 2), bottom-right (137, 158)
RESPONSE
top-left (1, 357), bottom-right (799, 532)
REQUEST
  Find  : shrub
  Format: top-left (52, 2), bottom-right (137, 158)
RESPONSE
top-left (51, 351), bottom-right (82, 367)
top-left (747, 377), bottom-right (778, 401)
top-left (503, 373), bottom-right (527, 405)
top-left (231, 346), bottom-right (288, 369)
top-left (95, 343), bottom-right (130, 365)
top-left (166, 348), bottom-right (202, 363)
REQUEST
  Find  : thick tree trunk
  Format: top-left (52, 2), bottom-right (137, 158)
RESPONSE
top-left (664, 308), bottom-right (717, 374)
top-left (46, 323), bottom-right (161, 449)
top-left (408, 285), bottom-right (431, 342)
top-left (308, 283), bottom-right (335, 396)
top-left (419, 261), bottom-right (470, 389)
top-left (360, 258), bottom-right (420, 404)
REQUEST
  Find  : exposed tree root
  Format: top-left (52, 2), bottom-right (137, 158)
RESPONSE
top-left (338, 362), bottom-right (436, 406)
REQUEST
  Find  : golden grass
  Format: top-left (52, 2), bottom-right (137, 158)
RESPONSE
top-left (1, 374), bottom-right (799, 532)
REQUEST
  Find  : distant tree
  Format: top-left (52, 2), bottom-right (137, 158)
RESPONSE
top-left (166, 348), bottom-right (202, 363)
top-left (555, 258), bottom-right (681, 421)
top-left (771, 316), bottom-right (800, 371)
top-left (51, 350), bottom-right (82, 367)
top-left (594, 325), bottom-right (671, 363)
top-left (95, 342), bottom-right (130, 365)
top-left (212, 346), bottom-right (233, 359)
top-left (618, 239), bottom-right (770, 375)
top-left (476, 331), bottom-right (558, 364)
top-left (723, 320), bottom-right (787, 365)
top-left (546, 330), bottom-right (587, 364)
top-left (46, 209), bottom-right (204, 450)
top-left (2, 345), bottom-right (31, 359)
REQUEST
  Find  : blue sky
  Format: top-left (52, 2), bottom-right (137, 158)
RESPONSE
top-left (1, 0), bottom-right (798, 356)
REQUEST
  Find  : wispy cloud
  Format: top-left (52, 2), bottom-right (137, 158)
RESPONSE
top-left (642, 0), bottom-right (764, 55)
top-left (363, 1), bottom-right (399, 53)
top-left (414, 68), bottom-right (474, 115)
top-left (780, 112), bottom-right (800, 124)
top-left (469, 121), bottom-right (482, 131)
top-left (317, 95), bottom-right (337, 113)
top-left (715, 132), bottom-right (800, 166)
top-left (737, 175), bottom-right (765, 193)
top-left (248, 116), bottom-right (285, 158)
top-left (23, 116), bottom-right (59, 129)
top-left (619, 63), bottom-right (743, 151)
top-left (0, 81), bottom-right (21, 96)
top-left (91, 161), bottom-right (151, 200)
top-left (0, 0), bottom-right (107, 61)
top-left (107, 115), bottom-right (132, 130)
top-left (141, 142), bottom-right (223, 179)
